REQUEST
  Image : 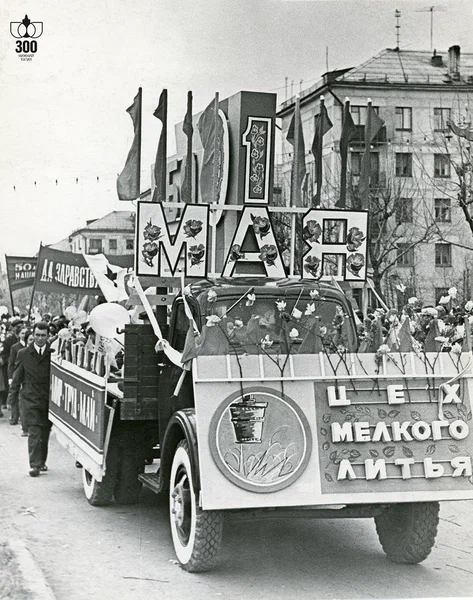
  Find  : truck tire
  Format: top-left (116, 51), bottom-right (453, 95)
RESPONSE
top-left (169, 440), bottom-right (223, 572)
top-left (375, 502), bottom-right (440, 564)
top-left (82, 468), bottom-right (116, 506)
top-left (82, 443), bottom-right (118, 506)
top-left (114, 449), bottom-right (144, 505)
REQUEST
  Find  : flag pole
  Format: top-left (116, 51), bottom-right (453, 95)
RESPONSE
top-left (185, 91), bottom-right (193, 202)
top-left (5, 255), bottom-right (15, 315)
top-left (339, 98), bottom-right (350, 209)
top-left (316, 95), bottom-right (325, 207)
top-left (211, 92), bottom-right (219, 276)
top-left (28, 243), bottom-right (42, 322)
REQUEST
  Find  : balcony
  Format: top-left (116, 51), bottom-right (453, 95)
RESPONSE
top-left (350, 125), bottom-right (387, 147)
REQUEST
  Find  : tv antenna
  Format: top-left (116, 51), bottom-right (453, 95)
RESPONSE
top-left (415, 5), bottom-right (447, 52)
top-left (395, 9), bottom-right (401, 50)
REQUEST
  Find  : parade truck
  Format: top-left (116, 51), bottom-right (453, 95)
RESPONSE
top-left (49, 90), bottom-right (473, 573)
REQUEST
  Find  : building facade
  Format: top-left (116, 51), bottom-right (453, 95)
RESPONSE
top-left (49, 211), bottom-right (136, 256)
top-left (277, 46), bottom-right (473, 306)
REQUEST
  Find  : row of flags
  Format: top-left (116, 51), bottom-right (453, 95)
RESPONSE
top-left (116, 88), bottom-right (211, 205)
top-left (116, 89), bottom-right (385, 209)
top-left (286, 96), bottom-right (385, 208)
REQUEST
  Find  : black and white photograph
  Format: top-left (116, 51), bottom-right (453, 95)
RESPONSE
top-left (1, 1), bottom-right (473, 598)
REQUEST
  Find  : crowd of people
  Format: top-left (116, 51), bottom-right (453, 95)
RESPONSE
top-left (0, 309), bottom-right (98, 478)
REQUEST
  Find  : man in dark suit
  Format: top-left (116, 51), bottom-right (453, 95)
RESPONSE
top-left (8, 321), bottom-right (53, 477)
top-left (7, 326), bottom-right (29, 426)
top-left (0, 318), bottom-right (24, 409)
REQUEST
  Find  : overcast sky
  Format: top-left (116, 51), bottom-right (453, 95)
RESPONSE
top-left (1, 0), bottom-right (472, 262)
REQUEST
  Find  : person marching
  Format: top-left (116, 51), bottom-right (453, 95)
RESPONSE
top-left (8, 321), bottom-right (53, 477)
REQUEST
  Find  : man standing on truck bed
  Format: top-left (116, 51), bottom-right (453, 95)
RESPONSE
top-left (8, 321), bottom-right (53, 477)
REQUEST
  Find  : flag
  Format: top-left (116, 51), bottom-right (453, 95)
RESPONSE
top-left (117, 88), bottom-right (142, 201)
top-left (358, 103), bottom-right (384, 207)
top-left (198, 94), bottom-right (224, 207)
top-left (182, 91), bottom-right (194, 203)
top-left (82, 253), bottom-right (128, 303)
top-left (152, 89), bottom-right (168, 203)
top-left (287, 97), bottom-right (307, 207)
top-left (337, 101), bottom-right (357, 208)
top-left (311, 100), bottom-right (333, 205)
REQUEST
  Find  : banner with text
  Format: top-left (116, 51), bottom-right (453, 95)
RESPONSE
top-left (35, 246), bottom-right (133, 295)
top-left (5, 255), bottom-right (37, 292)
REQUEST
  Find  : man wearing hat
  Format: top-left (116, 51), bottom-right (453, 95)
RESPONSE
top-left (0, 318), bottom-right (24, 410)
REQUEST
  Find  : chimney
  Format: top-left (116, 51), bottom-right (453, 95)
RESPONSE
top-left (431, 49), bottom-right (443, 68)
top-left (448, 45), bottom-right (461, 80)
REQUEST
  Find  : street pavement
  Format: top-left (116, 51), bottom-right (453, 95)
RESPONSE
top-left (1, 416), bottom-right (473, 600)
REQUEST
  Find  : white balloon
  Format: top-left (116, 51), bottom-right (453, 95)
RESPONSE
top-left (89, 303), bottom-right (129, 339)
top-left (73, 310), bottom-right (88, 325)
top-left (0, 305), bottom-right (8, 316)
top-left (64, 306), bottom-right (78, 320)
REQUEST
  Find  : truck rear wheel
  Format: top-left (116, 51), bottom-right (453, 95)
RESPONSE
top-left (169, 440), bottom-right (223, 572)
top-left (82, 468), bottom-right (116, 506)
top-left (375, 502), bottom-right (440, 564)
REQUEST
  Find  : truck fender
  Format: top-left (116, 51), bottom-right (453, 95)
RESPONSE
top-left (159, 408), bottom-right (200, 493)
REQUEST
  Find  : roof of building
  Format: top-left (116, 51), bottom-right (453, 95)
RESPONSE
top-left (279, 47), bottom-right (473, 114)
top-left (339, 48), bottom-right (473, 85)
top-left (72, 211), bottom-right (135, 236)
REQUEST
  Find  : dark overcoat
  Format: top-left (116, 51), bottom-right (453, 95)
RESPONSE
top-left (8, 340), bottom-right (26, 379)
top-left (9, 344), bottom-right (52, 427)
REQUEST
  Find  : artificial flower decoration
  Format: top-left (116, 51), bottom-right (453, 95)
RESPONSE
top-left (289, 328), bottom-right (299, 339)
top-left (207, 290), bottom-right (217, 302)
top-left (275, 300), bottom-right (287, 312)
top-left (260, 334), bottom-right (274, 349)
top-left (206, 315), bottom-right (221, 327)
top-left (305, 302), bottom-right (316, 316)
top-left (246, 293), bottom-right (256, 306)
top-left (309, 289), bottom-right (320, 299)
top-left (448, 286), bottom-right (458, 299)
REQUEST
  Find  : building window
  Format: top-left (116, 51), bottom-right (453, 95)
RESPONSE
top-left (89, 239), bottom-right (103, 254)
top-left (351, 152), bottom-right (379, 180)
top-left (126, 239), bottom-right (134, 251)
top-left (435, 243), bottom-right (452, 267)
top-left (434, 198), bottom-right (451, 222)
top-left (396, 153), bottom-right (412, 177)
top-left (433, 107), bottom-right (451, 132)
top-left (434, 154), bottom-right (451, 178)
top-left (109, 239), bottom-right (117, 252)
top-left (396, 198), bottom-right (413, 223)
top-left (350, 105), bottom-right (379, 125)
top-left (397, 243), bottom-right (414, 266)
top-left (395, 107), bottom-right (412, 131)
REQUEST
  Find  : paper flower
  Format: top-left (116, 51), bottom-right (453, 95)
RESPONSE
top-left (246, 293), bottom-right (256, 306)
top-left (234, 318), bottom-right (244, 329)
top-left (305, 302), bottom-right (316, 316)
top-left (439, 295), bottom-right (450, 305)
top-left (377, 344), bottom-right (391, 355)
top-left (451, 342), bottom-right (462, 355)
top-left (275, 300), bottom-right (287, 312)
top-left (260, 334), bottom-right (274, 349)
top-left (407, 297), bottom-right (418, 305)
top-left (309, 289), bottom-right (320, 299)
top-left (346, 227), bottom-right (365, 252)
top-left (183, 219), bottom-right (203, 238)
top-left (448, 287), bottom-right (458, 299)
top-left (206, 315), bottom-right (221, 327)
top-left (465, 300), bottom-right (473, 312)
top-left (207, 290), bottom-right (217, 302)
top-left (291, 307), bottom-right (302, 320)
top-left (396, 283), bottom-right (407, 293)
top-left (289, 328), bottom-right (299, 339)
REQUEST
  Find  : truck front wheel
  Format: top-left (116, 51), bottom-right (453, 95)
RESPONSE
top-left (169, 440), bottom-right (223, 572)
top-left (375, 502), bottom-right (440, 564)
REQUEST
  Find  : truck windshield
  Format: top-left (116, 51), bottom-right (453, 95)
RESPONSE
top-left (195, 289), bottom-right (356, 356)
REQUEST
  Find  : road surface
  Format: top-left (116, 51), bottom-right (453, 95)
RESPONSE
top-left (1, 418), bottom-right (472, 600)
